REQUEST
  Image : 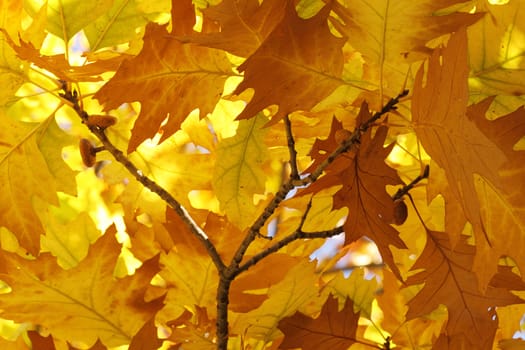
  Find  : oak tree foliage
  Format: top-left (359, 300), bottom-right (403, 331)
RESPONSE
top-left (0, 0), bottom-right (524, 349)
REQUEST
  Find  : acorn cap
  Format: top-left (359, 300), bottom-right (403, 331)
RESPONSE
top-left (86, 115), bottom-right (117, 129)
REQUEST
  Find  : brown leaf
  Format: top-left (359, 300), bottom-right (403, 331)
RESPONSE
top-left (278, 296), bottom-right (359, 350)
top-left (406, 231), bottom-right (525, 349)
top-left (94, 23), bottom-right (233, 152)
top-left (305, 114), bottom-right (406, 278)
top-left (28, 331), bottom-right (55, 350)
top-left (129, 317), bottom-right (162, 350)
top-left (233, 1), bottom-right (344, 122)
top-left (170, 0), bottom-right (195, 36)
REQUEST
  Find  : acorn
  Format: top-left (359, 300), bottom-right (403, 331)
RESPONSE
top-left (79, 138), bottom-right (97, 167)
top-left (86, 114), bottom-right (117, 129)
top-left (392, 200), bottom-right (408, 225)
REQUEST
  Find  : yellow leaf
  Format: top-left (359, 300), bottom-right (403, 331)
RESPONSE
top-left (0, 233), bottom-right (162, 348)
top-left (213, 113), bottom-right (269, 229)
top-left (84, 0), bottom-right (169, 51)
top-left (46, 0), bottom-right (113, 43)
top-left (468, 1), bottom-right (525, 97)
top-left (157, 229), bottom-right (218, 321)
top-left (331, 0), bottom-right (482, 93)
top-left (0, 116), bottom-right (68, 255)
top-left (325, 269), bottom-right (378, 318)
top-left (40, 212), bottom-right (100, 269)
top-left (232, 259), bottom-right (320, 343)
top-left (0, 1), bottom-right (27, 107)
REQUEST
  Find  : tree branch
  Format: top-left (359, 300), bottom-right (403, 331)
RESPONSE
top-left (237, 225), bottom-right (344, 275)
top-left (284, 115), bottom-right (299, 180)
top-left (295, 90), bottom-right (409, 187)
top-left (59, 84), bottom-right (226, 272)
top-left (216, 90), bottom-right (409, 349)
top-left (392, 164), bottom-right (429, 201)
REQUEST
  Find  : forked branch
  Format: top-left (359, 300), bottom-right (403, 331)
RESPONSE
top-left (215, 90), bottom-right (409, 350)
top-left (62, 82), bottom-right (408, 350)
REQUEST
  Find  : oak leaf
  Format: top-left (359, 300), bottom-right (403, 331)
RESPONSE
top-left (0, 1), bottom-right (28, 107)
top-left (324, 269), bottom-right (378, 320)
top-left (167, 306), bottom-right (216, 350)
top-left (46, 0), bottom-right (113, 43)
top-left (27, 331), bottom-right (54, 350)
top-left (278, 295), bottom-right (359, 350)
top-left (406, 231), bottom-right (525, 349)
top-left (128, 317), bottom-right (162, 350)
top-left (0, 116), bottom-right (75, 255)
top-left (330, 0), bottom-right (482, 92)
top-left (213, 113), bottom-right (269, 229)
top-left (0, 232), bottom-right (163, 348)
top-left (232, 259), bottom-right (320, 343)
top-left (184, 0), bottom-right (286, 57)
top-left (156, 209), bottom-right (218, 321)
top-left (466, 99), bottom-right (525, 285)
top-left (94, 22), bottom-right (233, 152)
top-left (230, 254), bottom-right (301, 313)
top-left (305, 115), bottom-right (406, 278)
top-left (376, 270), bottom-right (445, 349)
top-left (233, 1), bottom-right (345, 122)
top-left (412, 27), bottom-right (507, 239)
top-left (468, 0), bottom-right (525, 97)
top-left (83, 0), bottom-right (169, 51)
top-left (170, 0), bottom-right (195, 36)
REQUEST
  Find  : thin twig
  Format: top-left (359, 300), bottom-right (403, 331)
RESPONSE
top-left (392, 164), bottom-right (429, 201)
top-left (60, 84), bottom-right (226, 272)
top-left (284, 115), bottom-right (299, 180)
top-left (295, 90), bottom-right (409, 187)
top-left (237, 225), bottom-right (344, 275)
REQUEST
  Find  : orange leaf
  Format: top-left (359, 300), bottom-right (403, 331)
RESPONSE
top-left (412, 27), bottom-right (507, 236)
top-left (233, 1), bottom-right (344, 122)
top-left (278, 295), bottom-right (359, 350)
top-left (94, 23), bottom-right (233, 152)
top-left (167, 306), bottom-right (216, 350)
top-left (230, 254), bottom-right (301, 313)
top-left (184, 0), bottom-right (286, 57)
top-left (1, 29), bottom-right (123, 82)
top-left (0, 233), bottom-right (163, 348)
top-left (406, 231), bottom-right (525, 349)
